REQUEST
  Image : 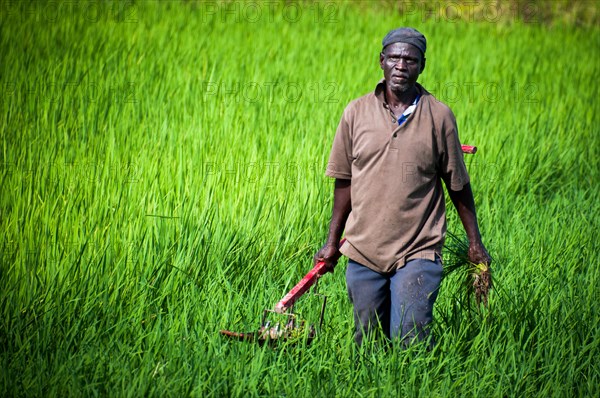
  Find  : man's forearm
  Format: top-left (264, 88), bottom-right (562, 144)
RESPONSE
top-left (326, 178), bottom-right (352, 245)
top-left (447, 182), bottom-right (482, 243)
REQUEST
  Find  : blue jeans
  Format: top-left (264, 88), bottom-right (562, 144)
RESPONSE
top-left (345, 257), bottom-right (443, 346)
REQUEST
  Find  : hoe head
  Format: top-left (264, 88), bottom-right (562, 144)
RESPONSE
top-left (220, 309), bottom-right (318, 345)
top-left (220, 253), bottom-right (335, 346)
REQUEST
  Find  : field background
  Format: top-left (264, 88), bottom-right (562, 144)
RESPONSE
top-left (1, 0), bottom-right (599, 396)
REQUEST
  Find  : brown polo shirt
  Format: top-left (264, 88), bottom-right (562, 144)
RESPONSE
top-left (326, 80), bottom-right (470, 274)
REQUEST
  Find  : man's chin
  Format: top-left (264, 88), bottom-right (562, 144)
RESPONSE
top-left (388, 81), bottom-right (411, 94)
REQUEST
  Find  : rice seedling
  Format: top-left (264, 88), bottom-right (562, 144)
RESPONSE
top-left (443, 231), bottom-right (493, 308)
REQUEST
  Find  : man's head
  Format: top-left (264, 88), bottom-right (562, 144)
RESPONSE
top-left (380, 27), bottom-right (427, 93)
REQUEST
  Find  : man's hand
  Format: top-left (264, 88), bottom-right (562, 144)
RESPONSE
top-left (468, 240), bottom-right (493, 306)
top-left (468, 240), bottom-right (492, 266)
top-left (314, 243), bottom-right (342, 271)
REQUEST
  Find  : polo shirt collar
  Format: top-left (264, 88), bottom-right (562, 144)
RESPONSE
top-left (375, 79), bottom-right (425, 125)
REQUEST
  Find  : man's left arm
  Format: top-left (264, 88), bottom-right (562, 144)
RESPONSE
top-left (447, 183), bottom-right (492, 265)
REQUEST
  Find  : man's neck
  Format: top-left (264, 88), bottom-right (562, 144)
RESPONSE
top-left (385, 84), bottom-right (419, 109)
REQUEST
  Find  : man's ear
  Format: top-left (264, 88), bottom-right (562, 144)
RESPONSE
top-left (420, 57), bottom-right (426, 73)
top-left (379, 51), bottom-right (385, 69)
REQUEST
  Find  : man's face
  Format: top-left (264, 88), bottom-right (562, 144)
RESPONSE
top-left (379, 42), bottom-right (425, 93)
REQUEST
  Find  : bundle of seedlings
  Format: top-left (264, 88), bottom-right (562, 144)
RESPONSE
top-left (443, 231), bottom-right (493, 307)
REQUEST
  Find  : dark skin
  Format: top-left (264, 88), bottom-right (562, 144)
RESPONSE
top-left (379, 42), bottom-right (426, 117)
top-left (315, 42), bottom-right (492, 268)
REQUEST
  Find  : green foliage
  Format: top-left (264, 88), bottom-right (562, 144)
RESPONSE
top-left (1, 1), bottom-right (599, 397)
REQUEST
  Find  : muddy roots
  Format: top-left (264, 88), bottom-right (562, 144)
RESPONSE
top-left (470, 263), bottom-right (492, 307)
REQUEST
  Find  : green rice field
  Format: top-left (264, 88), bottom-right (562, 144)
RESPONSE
top-left (1, 1), bottom-right (599, 396)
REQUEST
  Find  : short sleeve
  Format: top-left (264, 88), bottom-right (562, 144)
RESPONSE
top-left (325, 106), bottom-right (353, 179)
top-left (439, 112), bottom-right (470, 191)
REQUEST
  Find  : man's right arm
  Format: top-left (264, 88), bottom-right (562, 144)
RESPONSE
top-left (314, 178), bottom-right (352, 268)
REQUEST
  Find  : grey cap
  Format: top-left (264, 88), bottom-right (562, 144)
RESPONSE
top-left (382, 27), bottom-right (426, 56)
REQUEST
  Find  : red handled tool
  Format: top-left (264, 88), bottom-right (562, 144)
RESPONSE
top-left (220, 239), bottom-right (346, 344)
top-left (220, 144), bottom-right (477, 344)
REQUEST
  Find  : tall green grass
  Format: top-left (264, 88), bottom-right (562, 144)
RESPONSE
top-left (1, 1), bottom-right (599, 396)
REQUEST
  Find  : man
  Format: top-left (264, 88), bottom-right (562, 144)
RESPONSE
top-left (315, 27), bottom-right (491, 346)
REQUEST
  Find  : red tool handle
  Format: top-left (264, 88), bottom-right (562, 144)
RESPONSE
top-left (274, 239), bottom-right (346, 314)
top-left (461, 145), bottom-right (477, 154)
